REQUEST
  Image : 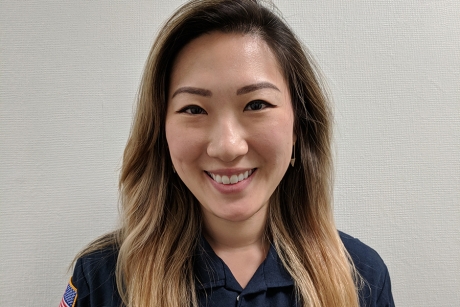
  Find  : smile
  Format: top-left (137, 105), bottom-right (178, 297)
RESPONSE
top-left (206, 169), bottom-right (255, 185)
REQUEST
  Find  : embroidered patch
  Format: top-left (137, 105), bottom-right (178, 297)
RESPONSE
top-left (59, 279), bottom-right (77, 307)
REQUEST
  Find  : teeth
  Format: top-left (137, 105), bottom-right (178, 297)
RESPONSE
top-left (208, 169), bottom-right (254, 185)
top-left (230, 175), bottom-right (238, 184)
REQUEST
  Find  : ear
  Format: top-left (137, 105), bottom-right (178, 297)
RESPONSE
top-left (292, 131), bottom-right (297, 144)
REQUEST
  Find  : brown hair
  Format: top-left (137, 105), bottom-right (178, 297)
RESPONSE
top-left (77, 1), bottom-right (361, 306)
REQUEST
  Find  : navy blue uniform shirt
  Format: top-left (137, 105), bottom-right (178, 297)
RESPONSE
top-left (64, 232), bottom-right (394, 306)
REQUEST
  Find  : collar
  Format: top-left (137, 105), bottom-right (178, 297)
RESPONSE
top-left (194, 236), bottom-right (294, 293)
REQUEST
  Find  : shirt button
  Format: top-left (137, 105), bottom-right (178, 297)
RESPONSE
top-left (236, 295), bottom-right (240, 301)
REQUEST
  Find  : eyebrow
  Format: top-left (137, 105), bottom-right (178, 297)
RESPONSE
top-left (236, 82), bottom-right (280, 95)
top-left (171, 87), bottom-right (212, 98)
top-left (171, 82), bottom-right (280, 98)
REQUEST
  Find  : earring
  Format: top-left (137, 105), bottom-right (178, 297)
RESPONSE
top-left (290, 143), bottom-right (295, 167)
top-left (172, 165), bottom-right (176, 173)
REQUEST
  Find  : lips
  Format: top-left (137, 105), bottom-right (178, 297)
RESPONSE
top-left (206, 169), bottom-right (255, 185)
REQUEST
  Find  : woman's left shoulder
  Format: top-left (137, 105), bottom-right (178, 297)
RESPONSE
top-left (338, 231), bottom-right (395, 307)
top-left (339, 231), bottom-right (386, 270)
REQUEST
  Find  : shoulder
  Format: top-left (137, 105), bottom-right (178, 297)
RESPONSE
top-left (71, 246), bottom-right (122, 307)
top-left (339, 231), bottom-right (395, 307)
top-left (339, 231), bottom-right (385, 273)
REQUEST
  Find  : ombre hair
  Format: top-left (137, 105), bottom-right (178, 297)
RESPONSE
top-left (77, 0), bottom-right (361, 306)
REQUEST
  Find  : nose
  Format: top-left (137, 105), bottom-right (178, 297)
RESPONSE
top-left (207, 116), bottom-right (248, 162)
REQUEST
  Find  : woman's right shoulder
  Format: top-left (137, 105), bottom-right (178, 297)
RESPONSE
top-left (75, 245), bottom-right (119, 273)
top-left (63, 244), bottom-right (122, 306)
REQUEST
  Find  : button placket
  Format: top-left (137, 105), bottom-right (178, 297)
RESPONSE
top-left (236, 294), bottom-right (241, 306)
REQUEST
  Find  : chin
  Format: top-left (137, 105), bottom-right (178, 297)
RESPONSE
top-left (218, 212), bottom-right (254, 223)
top-left (213, 204), bottom-right (267, 223)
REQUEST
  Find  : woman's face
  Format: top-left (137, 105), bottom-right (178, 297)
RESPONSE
top-left (166, 32), bottom-right (295, 223)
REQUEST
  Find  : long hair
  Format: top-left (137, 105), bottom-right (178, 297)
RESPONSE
top-left (77, 1), bottom-right (361, 306)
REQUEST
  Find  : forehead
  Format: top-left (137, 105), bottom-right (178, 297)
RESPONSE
top-left (169, 31), bottom-right (285, 91)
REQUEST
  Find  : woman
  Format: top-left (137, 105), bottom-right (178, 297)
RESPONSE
top-left (61, 0), bottom-right (394, 306)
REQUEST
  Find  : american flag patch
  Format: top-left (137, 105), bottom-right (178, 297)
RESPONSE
top-left (59, 279), bottom-right (77, 307)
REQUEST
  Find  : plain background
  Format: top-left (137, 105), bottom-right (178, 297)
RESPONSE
top-left (1, 1), bottom-right (459, 306)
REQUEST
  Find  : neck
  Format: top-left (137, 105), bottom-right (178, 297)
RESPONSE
top-left (202, 208), bottom-right (270, 288)
top-left (202, 209), bottom-right (268, 251)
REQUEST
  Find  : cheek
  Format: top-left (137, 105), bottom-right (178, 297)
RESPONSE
top-left (266, 135), bottom-right (292, 162)
top-left (165, 121), bottom-right (204, 165)
top-left (251, 118), bottom-right (294, 164)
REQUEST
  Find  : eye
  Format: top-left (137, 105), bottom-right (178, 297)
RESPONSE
top-left (244, 100), bottom-right (272, 111)
top-left (178, 105), bottom-right (207, 115)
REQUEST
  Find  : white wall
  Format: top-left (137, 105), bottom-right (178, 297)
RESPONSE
top-left (1, 1), bottom-right (458, 306)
